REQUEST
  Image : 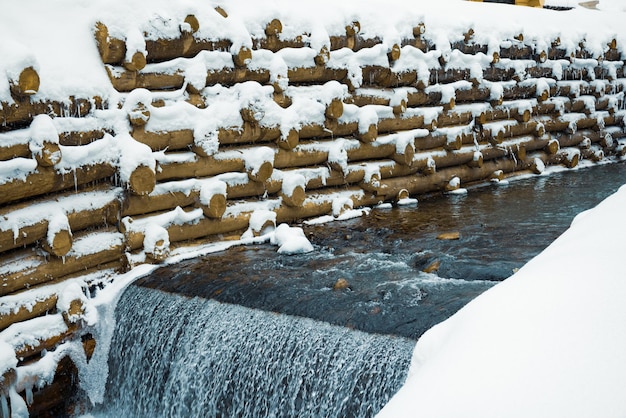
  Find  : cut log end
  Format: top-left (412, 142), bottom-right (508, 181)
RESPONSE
top-left (128, 165), bottom-right (156, 195)
top-left (276, 129), bottom-right (299, 150)
top-left (265, 18), bottom-right (283, 36)
top-left (387, 44), bottom-right (401, 62)
top-left (248, 161), bottom-right (273, 183)
top-left (491, 52), bottom-right (501, 65)
top-left (123, 51), bottom-right (147, 72)
top-left (202, 194), bottom-right (227, 219)
top-left (392, 99), bottom-right (407, 115)
top-left (345, 21), bottom-right (361, 37)
top-left (214, 6), bottom-right (228, 18)
top-left (325, 99), bottom-right (344, 120)
top-left (358, 124), bottom-right (378, 143)
top-left (412, 23), bottom-right (426, 37)
top-left (281, 185), bottom-right (306, 207)
top-left (314, 46), bottom-right (331, 66)
top-left (545, 139), bottom-right (560, 154)
top-left (445, 135), bottom-right (463, 151)
top-left (393, 143), bottom-right (415, 166)
top-left (34, 142), bottom-right (62, 167)
top-left (12, 67), bottom-right (41, 97)
top-left (128, 103), bottom-right (150, 127)
top-left (42, 228), bottom-right (73, 257)
top-left (233, 46), bottom-right (253, 68)
top-left (184, 15), bottom-right (200, 33)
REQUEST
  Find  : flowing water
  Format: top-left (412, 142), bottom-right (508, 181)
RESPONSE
top-left (136, 162), bottom-right (625, 339)
top-left (97, 162), bottom-right (624, 417)
top-left (96, 286), bottom-right (414, 417)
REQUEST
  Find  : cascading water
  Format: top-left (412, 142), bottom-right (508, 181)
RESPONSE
top-left (95, 285), bottom-right (415, 417)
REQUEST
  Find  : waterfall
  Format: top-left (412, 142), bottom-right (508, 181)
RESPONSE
top-left (96, 285), bottom-right (415, 417)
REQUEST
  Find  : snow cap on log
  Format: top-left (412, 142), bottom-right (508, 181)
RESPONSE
top-left (117, 133), bottom-right (157, 195)
top-left (42, 210), bottom-right (72, 257)
top-left (143, 224), bottom-right (170, 262)
top-left (29, 114), bottom-right (62, 167)
top-left (280, 172), bottom-right (306, 207)
top-left (199, 180), bottom-right (228, 218)
top-left (242, 146), bottom-right (274, 183)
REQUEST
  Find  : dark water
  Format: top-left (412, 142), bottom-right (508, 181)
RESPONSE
top-left (137, 162), bottom-right (625, 339)
top-left (97, 286), bottom-right (414, 418)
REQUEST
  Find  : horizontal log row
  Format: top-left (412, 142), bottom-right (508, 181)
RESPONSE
top-left (102, 45), bottom-right (626, 93)
top-left (93, 19), bottom-right (624, 70)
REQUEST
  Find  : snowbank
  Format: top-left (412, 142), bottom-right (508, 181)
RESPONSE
top-left (378, 182), bottom-right (626, 418)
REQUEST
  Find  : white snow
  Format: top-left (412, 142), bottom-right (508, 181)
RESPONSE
top-left (270, 223), bottom-right (314, 254)
top-left (378, 183), bottom-right (626, 418)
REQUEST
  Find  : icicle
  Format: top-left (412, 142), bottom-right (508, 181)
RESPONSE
top-left (24, 388), bottom-right (32, 406)
top-left (1, 395), bottom-right (8, 418)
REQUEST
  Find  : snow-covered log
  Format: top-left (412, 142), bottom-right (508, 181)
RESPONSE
top-left (378, 158), bottom-right (519, 200)
top-left (0, 230), bottom-right (124, 296)
top-left (0, 96), bottom-right (101, 128)
top-left (0, 294), bottom-right (57, 331)
top-left (0, 163), bottom-right (117, 206)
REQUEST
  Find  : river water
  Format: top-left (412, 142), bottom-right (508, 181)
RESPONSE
top-left (135, 162), bottom-right (625, 339)
top-left (96, 162), bottom-right (624, 417)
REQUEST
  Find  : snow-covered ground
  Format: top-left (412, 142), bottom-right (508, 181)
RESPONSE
top-left (378, 181), bottom-right (626, 417)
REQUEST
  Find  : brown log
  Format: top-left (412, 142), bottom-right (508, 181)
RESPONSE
top-left (0, 163), bottom-right (116, 206)
top-left (128, 165), bottom-right (156, 196)
top-left (357, 123), bottom-right (378, 143)
top-left (128, 103), bottom-right (150, 127)
top-left (41, 225), bottom-right (73, 257)
top-left (0, 187), bottom-right (120, 254)
top-left (0, 294), bottom-right (57, 331)
top-left (31, 141), bottom-right (62, 167)
top-left (377, 158), bottom-right (520, 200)
top-left (287, 66), bottom-right (348, 85)
top-left (125, 211), bottom-right (251, 251)
top-left (94, 22), bottom-right (126, 64)
top-left (0, 96), bottom-right (101, 129)
top-left (232, 46), bottom-right (253, 68)
top-left (123, 51), bottom-right (147, 72)
top-left (0, 143), bottom-right (30, 161)
top-left (276, 129), bottom-right (299, 150)
top-left (0, 231), bottom-right (124, 296)
top-left (325, 99), bottom-right (344, 120)
top-left (550, 148), bottom-right (580, 168)
top-left (314, 46), bottom-right (331, 66)
top-left (132, 127), bottom-right (193, 151)
top-left (14, 322), bottom-right (79, 360)
top-left (9, 67), bottom-right (40, 98)
top-left (280, 184), bottom-right (306, 207)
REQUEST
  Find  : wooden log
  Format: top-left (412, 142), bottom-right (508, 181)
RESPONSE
top-left (377, 159), bottom-right (520, 200)
top-left (0, 96), bottom-right (102, 129)
top-left (280, 183), bottom-right (306, 207)
top-left (9, 67), bottom-right (40, 98)
top-left (123, 51), bottom-right (147, 72)
top-left (0, 294), bottom-right (57, 331)
top-left (0, 187), bottom-right (120, 254)
top-left (199, 181), bottom-right (228, 218)
top-left (287, 65), bottom-right (348, 85)
top-left (0, 142), bottom-right (30, 161)
top-left (0, 163), bottom-right (116, 206)
top-left (41, 224), bottom-right (73, 257)
top-left (94, 22), bottom-right (126, 64)
top-left (125, 211), bottom-right (251, 251)
top-left (0, 230), bottom-right (124, 296)
top-left (325, 99), bottom-right (344, 120)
